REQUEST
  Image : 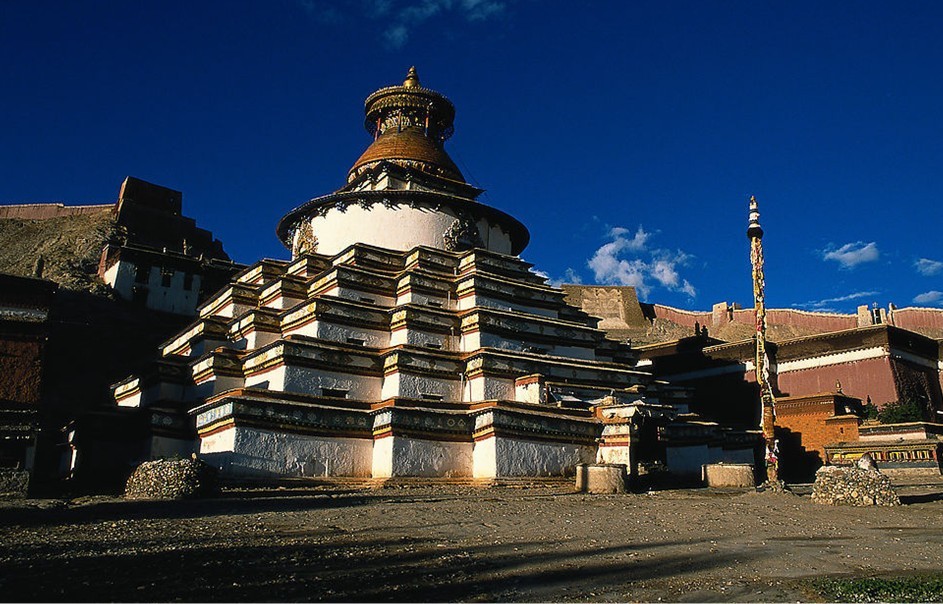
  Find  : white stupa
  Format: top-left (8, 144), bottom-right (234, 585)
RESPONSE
top-left (109, 69), bottom-right (755, 481)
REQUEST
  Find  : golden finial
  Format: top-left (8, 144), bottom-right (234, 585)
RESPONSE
top-left (403, 66), bottom-right (420, 88)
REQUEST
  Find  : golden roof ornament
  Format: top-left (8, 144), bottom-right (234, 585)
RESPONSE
top-left (403, 66), bottom-right (420, 88)
top-left (349, 67), bottom-right (462, 183)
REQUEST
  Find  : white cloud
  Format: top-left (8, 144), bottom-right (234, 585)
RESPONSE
top-left (587, 225), bottom-right (695, 299)
top-left (792, 290), bottom-right (880, 312)
top-left (384, 24), bottom-right (410, 47)
top-left (462, 0), bottom-right (505, 20)
top-left (913, 291), bottom-right (943, 306)
top-left (822, 241), bottom-right (880, 269)
top-left (916, 258), bottom-right (943, 276)
top-left (317, 0), bottom-right (510, 49)
top-left (529, 267), bottom-right (583, 288)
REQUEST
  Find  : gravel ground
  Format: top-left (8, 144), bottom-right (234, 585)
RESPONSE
top-left (1, 484), bottom-right (942, 602)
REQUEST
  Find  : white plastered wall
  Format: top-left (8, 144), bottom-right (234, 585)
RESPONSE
top-left (466, 375), bottom-right (515, 401)
top-left (281, 365), bottom-right (382, 399)
top-left (457, 294), bottom-right (557, 318)
top-left (200, 425), bottom-right (373, 477)
top-left (381, 372), bottom-right (460, 400)
top-left (304, 205), bottom-right (512, 256)
top-left (372, 435), bottom-right (473, 478)
top-left (187, 375), bottom-right (244, 401)
top-left (389, 328), bottom-right (454, 351)
top-left (473, 435), bottom-right (595, 477)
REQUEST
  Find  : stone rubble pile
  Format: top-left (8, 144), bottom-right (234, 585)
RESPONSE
top-left (811, 464), bottom-right (900, 506)
top-left (0, 469), bottom-right (30, 497)
top-left (124, 456), bottom-right (219, 500)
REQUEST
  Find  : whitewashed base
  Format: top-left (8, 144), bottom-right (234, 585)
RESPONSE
top-left (474, 436), bottom-right (595, 478)
top-left (199, 425), bottom-right (373, 478)
top-left (372, 435), bottom-right (473, 478)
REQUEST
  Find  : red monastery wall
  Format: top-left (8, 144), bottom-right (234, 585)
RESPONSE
top-left (0, 336), bottom-right (44, 405)
top-left (777, 357), bottom-right (899, 407)
top-left (893, 308), bottom-right (943, 331)
top-left (730, 308), bottom-right (857, 332)
top-left (651, 305), bottom-right (711, 329)
top-left (0, 203), bottom-right (112, 220)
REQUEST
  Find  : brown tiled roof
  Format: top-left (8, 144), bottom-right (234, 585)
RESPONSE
top-left (348, 128), bottom-right (464, 183)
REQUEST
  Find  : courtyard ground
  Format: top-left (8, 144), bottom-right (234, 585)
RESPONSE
top-left (1, 483), bottom-right (942, 602)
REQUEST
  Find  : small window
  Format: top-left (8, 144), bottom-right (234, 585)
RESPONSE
top-left (419, 393), bottom-right (444, 401)
top-left (426, 300), bottom-right (443, 308)
top-left (160, 267), bottom-right (174, 287)
top-left (346, 337), bottom-right (366, 346)
top-left (134, 264), bottom-right (150, 284)
top-left (321, 388), bottom-right (349, 399)
top-left (359, 297), bottom-right (376, 304)
top-left (424, 342), bottom-right (442, 350)
top-left (183, 273), bottom-right (194, 291)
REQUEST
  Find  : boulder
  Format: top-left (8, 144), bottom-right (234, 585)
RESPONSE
top-left (811, 464), bottom-right (900, 506)
top-left (124, 456), bottom-right (219, 500)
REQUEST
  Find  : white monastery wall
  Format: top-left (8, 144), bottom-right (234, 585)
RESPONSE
top-left (467, 376), bottom-right (515, 401)
top-left (281, 366), bottom-right (382, 399)
top-left (474, 436), bottom-right (594, 477)
top-left (201, 425), bottom-right (373, 477)
top-left (383, 372), bottom-right (460, 400)
top-left (244, 366), bottom-right (286, 391)
top-left (232, 330), bottom-right (280, 351)
top-left (303, 205), bottom-right (512, 257)
top-left (188, 375), bottom-right (244, 400)
top-left (457, 294), bottom-right (557, 318)
top-left (105, 260), bottom-right (202, 315)
top-left (372, 435), bottom-right (473, 478)
top-left (389, 328), bottom-right (454, 351)
top-left (395, 291), bottom-right (454, 309)
top-left (329, 286), bottom-right (395, 307)
top-left (103, 261), bottom-right (134, 299)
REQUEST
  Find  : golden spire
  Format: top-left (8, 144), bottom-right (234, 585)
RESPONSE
top-left (403, 66), bottom-right (420, 88)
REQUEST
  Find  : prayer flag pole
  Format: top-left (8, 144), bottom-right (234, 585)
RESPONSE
top-left (748, 195), bottom-right (779, 484)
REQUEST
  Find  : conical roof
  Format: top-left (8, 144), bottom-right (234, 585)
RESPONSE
top-left (347, 67), bottom-right (464, 183)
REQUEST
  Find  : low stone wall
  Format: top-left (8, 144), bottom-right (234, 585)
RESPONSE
top-left (702, 463), bottom-right (754, 488)
top-left (575, 463), bottom-right (627, 493)
top-left (811, 465), bottom-right (900, 506)
top-left (0, 470), bottom-right (30, 497)
top-left (125, 457), bottom-right (219, 500)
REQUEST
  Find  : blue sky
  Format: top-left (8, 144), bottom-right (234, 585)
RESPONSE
top-left (2, 1), bottom-right (942, 312)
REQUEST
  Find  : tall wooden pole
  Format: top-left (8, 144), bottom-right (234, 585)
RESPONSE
top-left (748, 196), bottom-right (778, 483)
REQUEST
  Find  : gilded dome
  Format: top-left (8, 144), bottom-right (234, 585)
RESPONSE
top-left (347, 67), bottom-right (463, 183)
top-left (348, 128), bottom-right (464, 183)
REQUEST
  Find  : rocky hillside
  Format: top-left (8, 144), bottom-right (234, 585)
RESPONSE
top-left (0, 210), bottom-right (115, 293)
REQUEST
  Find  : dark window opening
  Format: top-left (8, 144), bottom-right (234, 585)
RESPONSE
top-left (134, 264), bottom-right (150, 284)
top-left (160, 267), bottom-right (174, 288)
top-left (321, 388), bottom-right (349, 399)
top-left (419, 393), bottom-right (444, 401)
top-left (346, 337), bottom-right (366, 346)
top-left (183, 272), bottom-right (194, 291)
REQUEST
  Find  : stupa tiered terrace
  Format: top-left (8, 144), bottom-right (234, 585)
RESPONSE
top-left (111, 69), bottom-right (755, 481)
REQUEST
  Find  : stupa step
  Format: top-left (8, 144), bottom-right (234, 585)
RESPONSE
top-left (235, 258), bottom-right (290, 287)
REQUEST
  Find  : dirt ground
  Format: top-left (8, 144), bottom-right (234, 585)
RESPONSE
top-left (1, 484), bottom-right (942, 602)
